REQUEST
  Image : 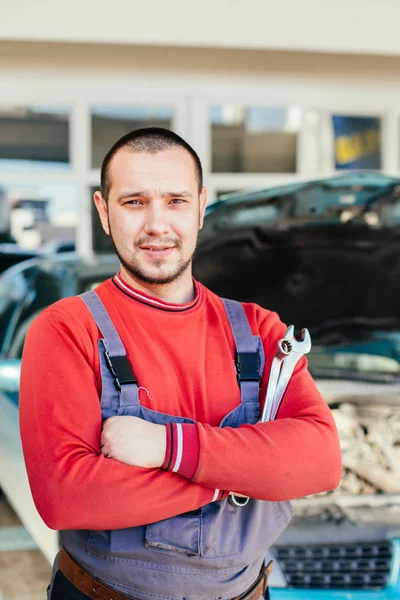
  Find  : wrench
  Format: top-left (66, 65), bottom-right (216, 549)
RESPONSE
top-left (261, 325), bottom-right (312, 423)
top-left (260, 330), bottom-right (294, 423)
top-left (228, 325), bottom-right (312, 507)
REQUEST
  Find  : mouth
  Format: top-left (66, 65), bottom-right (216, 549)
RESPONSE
top-left (139, 245), bottom-right (176, 258)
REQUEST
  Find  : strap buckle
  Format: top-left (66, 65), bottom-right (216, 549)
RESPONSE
top-left (104, 351), bottom-right (137, 391)
top-left (236, 351), bottom-right (260, 383)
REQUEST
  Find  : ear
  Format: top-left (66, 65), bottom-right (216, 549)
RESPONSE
top-left (198, 187), bottom-right (208, 230)
top-left (93, 191), bottom-right (110, 236)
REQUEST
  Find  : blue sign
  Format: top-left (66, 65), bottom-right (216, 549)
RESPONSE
top-left (332, 116), bottom-right (381, 170)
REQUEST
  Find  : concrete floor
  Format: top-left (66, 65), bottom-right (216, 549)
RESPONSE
top-left (0, 493), bottom-right (51, 600)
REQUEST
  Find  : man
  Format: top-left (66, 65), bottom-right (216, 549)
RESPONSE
top-left (20, 128), bottom-right (341, 600)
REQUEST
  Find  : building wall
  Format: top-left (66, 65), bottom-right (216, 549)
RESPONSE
top-left (2, 0), bottom-right (400, 56)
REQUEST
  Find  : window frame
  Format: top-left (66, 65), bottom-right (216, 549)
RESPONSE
top-left (0, 92), bottom-right (187, 257)
top-left (192, 88), bottom-right (400, 203)
top-left (1, 78), bottom-right (399, 254)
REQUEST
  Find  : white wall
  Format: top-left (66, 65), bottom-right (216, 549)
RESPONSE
top-left (2, 0), bottom-right (400, 56)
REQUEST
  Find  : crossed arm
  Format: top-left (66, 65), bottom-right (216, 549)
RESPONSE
top-left (20, 307), bottom-right (341, 532)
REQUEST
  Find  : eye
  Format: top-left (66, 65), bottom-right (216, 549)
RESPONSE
top-left (169, 198), bottom-right (186, 205)
top-left (125, 199), bottom-right (142, 206)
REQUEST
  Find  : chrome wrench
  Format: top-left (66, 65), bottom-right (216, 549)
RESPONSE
top-left (260, 331), bottom-right (294, 423)
top-left (261, 325), bottom-right (312, 423)
top-left (228, 326), bottom-right (311, 507)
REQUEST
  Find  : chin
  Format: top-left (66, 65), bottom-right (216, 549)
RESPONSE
top-left (137, 269), bottom-right (182, 286)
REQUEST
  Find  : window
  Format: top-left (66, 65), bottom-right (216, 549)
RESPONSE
top-left (91, 106), bottom-right (175, 168)
top-left (332, 115), bottom-right (382, 170)
top-left (210, 105), bottom-right (301, 173)
top-left (0, 106), bottom-right (70, 171)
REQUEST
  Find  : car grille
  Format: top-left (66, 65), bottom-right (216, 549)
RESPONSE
top-left (274, 541), bottom-right (393, 589)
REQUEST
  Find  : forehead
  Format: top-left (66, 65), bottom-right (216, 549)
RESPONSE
top-left (107, 147), bottom-right (198, 196)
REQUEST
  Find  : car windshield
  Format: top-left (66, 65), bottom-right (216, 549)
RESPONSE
top-left (307, 337), bottom-right (400, 382)
top-left (305, 322), bottom-right (400, 382)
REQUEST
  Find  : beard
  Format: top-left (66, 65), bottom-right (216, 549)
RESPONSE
top-left (108, 222), bottom-right (197, 286)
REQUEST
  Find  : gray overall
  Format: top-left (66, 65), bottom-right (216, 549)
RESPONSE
top-left (49, 291), bottom-right (293, 600)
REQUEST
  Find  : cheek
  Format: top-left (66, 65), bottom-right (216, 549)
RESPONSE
top-left (175, 211), bottom-right (200, 238)
top-left (109, 211), bottom-right (140, 240)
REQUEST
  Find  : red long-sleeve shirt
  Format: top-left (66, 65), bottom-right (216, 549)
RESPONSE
top-left (19, 275), bottom-right (341, 532)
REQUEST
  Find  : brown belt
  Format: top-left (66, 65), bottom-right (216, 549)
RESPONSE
top-left (58, 546), bottom-right (273, 600)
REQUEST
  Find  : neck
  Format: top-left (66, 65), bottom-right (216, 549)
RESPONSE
top-left (119, 266), bottom-right (195, 304)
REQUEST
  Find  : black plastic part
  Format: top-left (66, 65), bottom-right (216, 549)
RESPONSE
top-left (104, 352), bottom-right (137, 390)
top-left (236, 351), bottom-right (260, 382)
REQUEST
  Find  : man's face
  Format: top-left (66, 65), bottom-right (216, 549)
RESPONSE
top-left (94, 147), bottom-right (207, 287)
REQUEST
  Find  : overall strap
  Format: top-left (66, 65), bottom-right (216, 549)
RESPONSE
top-left (80, 291), bottom-right (140, 413)
top-left (222, 298), bottom-right (263, 405)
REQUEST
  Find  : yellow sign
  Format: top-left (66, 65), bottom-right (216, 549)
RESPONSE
top-left (335, 128), bottom-right (380, 166)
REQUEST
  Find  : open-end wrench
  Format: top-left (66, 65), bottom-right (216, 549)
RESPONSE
top-left (260, 330), bottom-right (294, 423)
top-left (229, 329), bottom-right (294, 507)
top-left (228, 326), bottom-right (311, 507)
top-left (261, 326), bottom-right (312, 423)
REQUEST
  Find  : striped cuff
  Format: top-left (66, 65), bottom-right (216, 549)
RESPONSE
top-left (161, 424), bottom-right (227, 502)
top-left (212, 489), bottom-right (229, 502)
top-left (162, 423), bottom-right (200, 480)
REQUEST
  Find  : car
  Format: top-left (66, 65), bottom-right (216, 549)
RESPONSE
top-left (1, 171), bottom-right (400, 598)
top-left (39, 239), bottom-right (76, 254)
top-left (0, 253), bottom-right (118, 563)
top-left (0, 237), bottom-right (76, 279)
top-left (193, 171), bottom-right (400, 599)
top-left (0, 242), bottom-right (39, 274)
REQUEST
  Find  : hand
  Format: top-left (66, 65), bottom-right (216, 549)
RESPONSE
top-left (101, 416), bottom-right (166, 468)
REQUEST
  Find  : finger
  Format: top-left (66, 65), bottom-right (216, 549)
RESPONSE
top-left (101, 420), bottom-right (111, 433)
top-left (100, 429), bottom-right (109, 444)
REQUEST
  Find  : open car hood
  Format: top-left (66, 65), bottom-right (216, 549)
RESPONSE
top-left (195, 171), bottom-right (400, 499)
top-left (194, 172), bottom-right (400, 345)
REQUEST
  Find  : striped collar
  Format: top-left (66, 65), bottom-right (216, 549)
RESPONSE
top-left (112, 273), bottom-right (202, 312)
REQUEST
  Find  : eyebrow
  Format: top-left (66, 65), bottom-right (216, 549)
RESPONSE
top-left (116, 190), bottom-right (193, 202)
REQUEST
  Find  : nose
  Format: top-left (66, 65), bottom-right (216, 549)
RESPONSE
top-left (143, 202), bottom-right (170, 236)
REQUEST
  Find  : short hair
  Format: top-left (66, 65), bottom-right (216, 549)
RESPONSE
top-left (100, 127), bottom-right (203, 202)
